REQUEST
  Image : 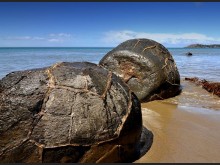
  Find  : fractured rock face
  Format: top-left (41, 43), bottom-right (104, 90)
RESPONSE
top-left (99, 38), bottom-right (182, 102)
top-left (0, 62), bottom-right (151, 163)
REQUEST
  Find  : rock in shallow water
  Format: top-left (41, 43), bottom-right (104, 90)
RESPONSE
top-left (185, 77), bottom-right (220, 97)
top-left (99, 38), bottom-right (182, 102)
top-left (0, 62), bottom-right (152, 163)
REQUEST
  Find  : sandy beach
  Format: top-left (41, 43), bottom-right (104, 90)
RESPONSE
top-left (135, 79), bottom-right (220, 163)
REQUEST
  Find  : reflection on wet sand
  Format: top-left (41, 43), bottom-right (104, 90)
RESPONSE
top-left (135, 79), bottom-right (220, 163)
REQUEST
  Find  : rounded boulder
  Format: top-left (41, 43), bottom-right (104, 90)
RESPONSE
top-left (99, 38), bottom-right (181, 102)
top-left (0, 62), bottom-right (151, 163)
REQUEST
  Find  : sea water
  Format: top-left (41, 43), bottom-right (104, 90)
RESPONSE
top-left (0, 47), bottom-right (220, 82)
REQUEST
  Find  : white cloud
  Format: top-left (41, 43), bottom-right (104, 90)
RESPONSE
top-left (48, 38), bottom-right (61, 42)
top-left (48, 33), bottom-right (71, 42)
top-left (102, 30), bottom-right (220, 47)
top-left (33, 37), bottom-right (45, 40)
top-left (5, 36), bottom-right (32, 40)
top-left (58, 33), bottom-right (71, 37)
top-left (49, 33), bottom-right (71, 38)
top-left (2, 33), bottom-right (72, 43)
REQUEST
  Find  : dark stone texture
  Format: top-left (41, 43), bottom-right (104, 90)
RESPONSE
top-left (99, 38), bottom-right (181, 102)
top-left (186, 52), bottom-right (193, 56)
top-left (0, 62), bottom-right (152, 163)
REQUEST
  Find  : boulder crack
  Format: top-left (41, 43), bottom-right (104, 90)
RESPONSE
top-left (142, 45), bottom-right (156, 53)
top-left (101, 72), bottom-right (112, 99)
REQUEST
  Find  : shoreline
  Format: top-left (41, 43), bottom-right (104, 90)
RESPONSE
top-left (135, 79), bottom-right (220, 163)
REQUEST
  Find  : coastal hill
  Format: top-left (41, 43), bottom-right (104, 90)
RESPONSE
top-left (185, 44), bottom-right (220, 48)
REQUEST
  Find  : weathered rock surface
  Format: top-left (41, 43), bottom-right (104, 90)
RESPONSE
top-left (0, 62), bottom-right (153, 163)
top-left (185, 77), bottom-right (220, 97)
top-left (99, 38), bottom-right (181, 102)
top-left (186, 52), bottom-right (193, 56)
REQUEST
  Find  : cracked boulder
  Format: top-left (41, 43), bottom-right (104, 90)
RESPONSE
top-left (0, 62), bottom-right (152, 163)
top-left (99, 38), bottom-right (182, 102)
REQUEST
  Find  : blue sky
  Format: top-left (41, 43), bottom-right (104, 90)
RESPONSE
top-left (1, 2), bottom-right (220, 47)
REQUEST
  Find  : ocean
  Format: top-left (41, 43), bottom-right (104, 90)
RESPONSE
top-left (0, 47), bottom-right (220, 82)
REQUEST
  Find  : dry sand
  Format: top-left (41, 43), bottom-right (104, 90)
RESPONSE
top-left (135, 79), bottom-right (220, 163)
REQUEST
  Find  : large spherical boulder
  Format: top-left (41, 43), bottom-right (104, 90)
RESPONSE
top-left (0, 62), bottom-right (152, 163)
top-left (99, 38), bottom-right (181, 102)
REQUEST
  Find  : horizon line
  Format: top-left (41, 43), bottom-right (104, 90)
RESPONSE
top-left (0, 46), bottom-right (191, 49)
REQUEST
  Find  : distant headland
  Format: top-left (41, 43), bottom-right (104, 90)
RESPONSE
top-left (185, 44), bottom-right (220, 48)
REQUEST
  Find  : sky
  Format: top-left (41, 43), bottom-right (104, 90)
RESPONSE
top-left (1, 2), bottom-right (220, 47)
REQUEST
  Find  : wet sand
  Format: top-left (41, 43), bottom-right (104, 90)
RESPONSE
top-left (135, 79), bottom-right (220, 163)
